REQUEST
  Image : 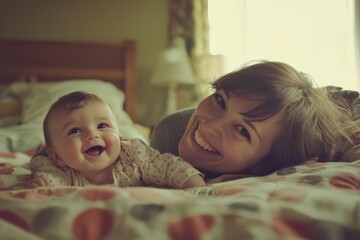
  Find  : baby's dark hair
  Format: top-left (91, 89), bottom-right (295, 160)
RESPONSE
top-left (43, 91), bottom-right (104, 147)
top-left (212, 60), bottom-right (357, 174)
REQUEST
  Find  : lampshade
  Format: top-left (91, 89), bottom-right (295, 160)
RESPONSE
top-left (151, 38), bottom-right (195, 86)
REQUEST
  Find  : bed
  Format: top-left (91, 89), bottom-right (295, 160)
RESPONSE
top-left (0, 39), bottom-right (359, 240)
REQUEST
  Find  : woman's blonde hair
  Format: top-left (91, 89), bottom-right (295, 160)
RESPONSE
top-left (212, 60), bottom-right (358, 174)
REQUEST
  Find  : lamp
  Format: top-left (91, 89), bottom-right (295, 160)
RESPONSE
top-left (151, 37), bottom-right (195, 115)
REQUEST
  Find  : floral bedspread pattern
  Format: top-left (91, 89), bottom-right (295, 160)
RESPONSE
top-left (0, 152), bottom-right (32, 189)
top-left (0, 152), bottom-right (359, 240)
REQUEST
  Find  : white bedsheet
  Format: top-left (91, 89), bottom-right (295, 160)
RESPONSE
top-left (0, 123), bottom-right (43, 152)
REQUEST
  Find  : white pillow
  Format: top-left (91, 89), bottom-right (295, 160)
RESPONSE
top-left (21, 79), bottom-right (148, 141)
top-left (0, 82), bottom-right (29, 127)
top-left (0, 81), bottom-right (30, 100)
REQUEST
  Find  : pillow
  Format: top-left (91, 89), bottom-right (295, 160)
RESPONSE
top-left (0, 82), bottom-right (29, 127)
top-left (0, 81), bottom-right (29, 100)
top-left (0, 101), bottom-right (22, 118)
top-left (0, 102), bottom-right (22, 127)
top-left (21, 79), bottom-right (148, 141)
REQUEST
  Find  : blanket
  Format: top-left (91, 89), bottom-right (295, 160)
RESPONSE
top-left (0, 151), bottom-right (359, 239)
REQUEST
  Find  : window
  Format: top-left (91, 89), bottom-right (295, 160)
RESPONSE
top-left (208, 0), bottom-right (358, 90)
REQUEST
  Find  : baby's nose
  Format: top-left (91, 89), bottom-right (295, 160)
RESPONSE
top-left (86, 130), bottom-right (99, 139)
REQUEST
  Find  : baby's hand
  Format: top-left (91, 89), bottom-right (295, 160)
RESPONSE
top-left (183, 175), bottom-right (206, 188)
top-left (28, 174), bottom-right (53, 188)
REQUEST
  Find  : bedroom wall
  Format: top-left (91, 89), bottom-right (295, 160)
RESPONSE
top-left (0, 0), bottom-right (170, 127)
top-left (356, 0), bottom-right (360, 86)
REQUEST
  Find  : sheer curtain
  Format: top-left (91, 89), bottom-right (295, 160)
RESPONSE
top-left (208, 0), bottom-right (359, 90)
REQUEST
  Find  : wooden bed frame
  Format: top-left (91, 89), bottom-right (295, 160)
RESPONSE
top-left (0, 39), bottom-right (138, 122)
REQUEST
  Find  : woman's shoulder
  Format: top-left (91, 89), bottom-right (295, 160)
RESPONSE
top-left (152, 108), bottom-right (194, 133)
top-left (158, 108), bottom-right (194, 125)
top-left (150, 108), bottom-right (194, 155)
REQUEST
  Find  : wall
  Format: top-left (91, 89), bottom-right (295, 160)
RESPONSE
top-left (356, 0), bottom-right (360, 84)
top-left (0, 0), bottom-right (170, 126)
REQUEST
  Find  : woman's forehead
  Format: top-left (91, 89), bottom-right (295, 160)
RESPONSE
top-left (227, 92), bottom-right (284, 122)
top-left (227, 93), bottom-right (266, 109)
top-left (227, 89), bottom-right (268, 101)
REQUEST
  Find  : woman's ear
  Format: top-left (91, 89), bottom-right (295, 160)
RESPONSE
top-left (47, 148), bottom-right (66, 167)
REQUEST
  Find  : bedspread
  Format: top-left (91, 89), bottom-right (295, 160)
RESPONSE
top-left (0, 152), bottom-right (359, 240)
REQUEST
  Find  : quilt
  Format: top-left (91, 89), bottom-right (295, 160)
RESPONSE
top-left (0, 151), bottom-right (359, 240)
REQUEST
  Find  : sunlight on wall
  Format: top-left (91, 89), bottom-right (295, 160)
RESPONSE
top-left (208, 0), bottom-right (358, 90)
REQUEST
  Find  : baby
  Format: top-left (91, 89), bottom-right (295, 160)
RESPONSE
top-left (28, 91), bottom-right (205, 188)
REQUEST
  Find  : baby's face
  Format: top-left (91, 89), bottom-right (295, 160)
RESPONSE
top-left (47, 100), bottom-right (121, 175)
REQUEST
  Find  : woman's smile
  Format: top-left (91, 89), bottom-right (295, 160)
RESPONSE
top-left (195, 130), bottom-right (217, 152)
top-left (194, 129), bottom-right (217, 153)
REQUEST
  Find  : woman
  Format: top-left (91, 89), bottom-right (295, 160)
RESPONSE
top-left (150, 60), bottom-right (357, 179)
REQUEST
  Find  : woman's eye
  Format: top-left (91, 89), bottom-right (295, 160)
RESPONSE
top-left (98, 123), bottom-right (109, 129)
top-left (236, 125), bottom-right (251, 141)
top-left (213, 93), bottom-right (226, 109)
top-left (68, 128), bottom-right (81, 135)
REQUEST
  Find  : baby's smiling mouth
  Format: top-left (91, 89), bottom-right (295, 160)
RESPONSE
top-left (194, 129), bottom-right (218, 153)
top-left (85, 146), bottom-right (104, 156)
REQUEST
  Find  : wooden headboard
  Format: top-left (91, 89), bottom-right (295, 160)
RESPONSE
top-left (0, 39), bottom-right (138, 122)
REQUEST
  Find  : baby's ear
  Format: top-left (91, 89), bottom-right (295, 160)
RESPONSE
top-left (47, 148), bottom-right (66, 167)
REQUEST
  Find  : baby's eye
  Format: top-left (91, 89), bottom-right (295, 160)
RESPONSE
top-left (235, 125), bottom-right (251, 142)
top-left (68, 128), bottom-right (81, 135)
top-left (98, 123), bottom-right (109, 129)
top-left (213, 93), bottom-right (225, 110)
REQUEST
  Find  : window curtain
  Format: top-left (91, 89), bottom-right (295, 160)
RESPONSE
top-left (168, 0), bottom-right (359, 90)
top-left (168, 0), bottom-right (210, 59)
top-left (356, 0), bottom-right (360, 84)
top-left (168, 0), bottom-right (195, 54)
top-left (168, 0), bottom-right (213, 105)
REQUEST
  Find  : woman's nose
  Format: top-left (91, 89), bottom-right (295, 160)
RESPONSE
top-left (200, 117), bottom-right (224, 136)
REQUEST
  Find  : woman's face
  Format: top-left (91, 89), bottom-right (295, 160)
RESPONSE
top-left (178, 89), bottom-right (283, 174)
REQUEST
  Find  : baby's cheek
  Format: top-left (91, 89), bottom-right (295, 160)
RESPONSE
top-left (107, 133), bottom-right (121, 154)
top-left (109, 132), bottom-right (121, 143)
top-left (61, 142), bottom-right (80, 160)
